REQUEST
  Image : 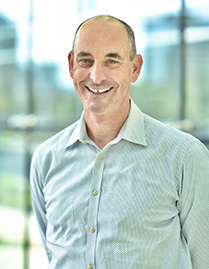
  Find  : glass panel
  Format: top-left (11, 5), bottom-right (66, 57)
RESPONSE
top-left (131, 31), bottom-right (180, 120)
top-left (0, 132), bottom-right (25, 267)
top-left (186, 0), bottom-right (209, 7)
top-left (184, 2), bottom-right (209, 141)
top-left (0, 0), bottom-right (209, 268)
top-left (0, 246), bottom-right (23, 269)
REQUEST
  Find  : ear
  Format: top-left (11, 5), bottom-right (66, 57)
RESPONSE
top-left (131, 54), bottom-right (143, 83)
top-left (68, 51), bottom-right (74, 79)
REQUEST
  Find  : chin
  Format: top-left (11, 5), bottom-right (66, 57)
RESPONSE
top-left (85, 100), bottom-right (111, 114)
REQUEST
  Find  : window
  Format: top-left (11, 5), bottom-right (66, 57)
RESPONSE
top-left (0, 1), bottom-right (208, 268)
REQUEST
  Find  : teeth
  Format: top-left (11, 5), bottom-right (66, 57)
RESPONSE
top-left (87, 87), bottom-right (112, 93)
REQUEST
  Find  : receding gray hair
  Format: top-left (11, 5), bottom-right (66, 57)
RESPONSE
top-left (72, 15), bottom-right (137, 61)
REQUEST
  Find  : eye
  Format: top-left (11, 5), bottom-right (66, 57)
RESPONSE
top-left (105, 59), bottom-right (120, 68)
top-left (78, 58), bottom-right (93, 67)
top-left (81, 59), bottom-right (90, 63)
top-left (79, 59), bottom-right (90, 64)
top-left (108, 59), bottom-right (118, 64)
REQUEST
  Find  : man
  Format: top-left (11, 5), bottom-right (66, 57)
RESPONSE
top-left (30, 15), bottom-right (209, 268)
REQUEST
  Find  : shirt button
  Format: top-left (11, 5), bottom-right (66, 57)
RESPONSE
top-left (98, 154), bottom-right (104, 159)
top-left (88, 266), bottom-right (93, 269)
top-left (90, 227), bottom-right (95, 233)
top-left (93, 190), bottom-right (98, 196)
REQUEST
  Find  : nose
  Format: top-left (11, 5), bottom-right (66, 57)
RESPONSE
top-left (89, 62), bottom-right (106, 85)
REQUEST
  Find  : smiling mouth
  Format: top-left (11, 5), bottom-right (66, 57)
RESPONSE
top-left (86, 86), bottom-right (113, 94)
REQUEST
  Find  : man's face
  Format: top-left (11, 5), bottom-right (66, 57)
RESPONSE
top-left (68, 19), bottom-right (142, 116)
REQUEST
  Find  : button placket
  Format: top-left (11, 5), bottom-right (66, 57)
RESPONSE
top-left (92, 190), bottom-right (98, 196)
top-left (98, 154), bottom-right (104, 160)
top-left (90, 227), bottom-right (96, 233)
top-left (85, 151), bottom-right (106, 268)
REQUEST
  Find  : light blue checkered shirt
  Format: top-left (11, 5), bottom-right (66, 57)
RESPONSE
top-left (30, 99), bottom-right (209, 269)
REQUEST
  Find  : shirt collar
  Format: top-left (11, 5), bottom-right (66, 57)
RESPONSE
top-left (65, 111), bottom-right (89, 148)
top-left (65, 98), bottom-right (147, 148)
top-left (118, 98), bottom-right (147, 146)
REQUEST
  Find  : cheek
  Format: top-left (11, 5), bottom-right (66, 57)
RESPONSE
top-left (73, 68), bottom-right (89, 83)
top-left (106, 69), bottom-right (123, 84)
top-left (118, 69), bottom-right (132, 88)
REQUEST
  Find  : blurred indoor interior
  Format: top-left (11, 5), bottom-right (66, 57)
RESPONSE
top-left (0, 0), bottom-right (209, 268)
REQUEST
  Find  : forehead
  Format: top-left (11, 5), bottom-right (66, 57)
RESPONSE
top-left (74, 19), bottom-right (130, 56)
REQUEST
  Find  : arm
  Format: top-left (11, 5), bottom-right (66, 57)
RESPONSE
top-left (180, 140), bottom-right (209, 268)
top-left (30, 148), bottom-right (51, 261)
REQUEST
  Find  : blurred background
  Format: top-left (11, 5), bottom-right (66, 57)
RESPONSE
top-left (0, 0), bottom-right (209, 268)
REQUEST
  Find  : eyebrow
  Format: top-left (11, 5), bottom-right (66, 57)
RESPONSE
top-left (77, 51), bottom-right (123, 60)
top-left (105, 53), bottom-right (123, 60)
top-left (77, 52), bottom-right (92, 57)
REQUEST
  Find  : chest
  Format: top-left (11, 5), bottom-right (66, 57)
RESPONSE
top-left (43, 144), bottom-right (180, 231)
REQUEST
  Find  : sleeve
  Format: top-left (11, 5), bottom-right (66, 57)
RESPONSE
top-left (180, 140), bottom-right (209, 268)
top-left (30, 147), bottom-right (51, 261)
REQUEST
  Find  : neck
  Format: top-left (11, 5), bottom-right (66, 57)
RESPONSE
top-left (84, 102), bottom-right (130, 149)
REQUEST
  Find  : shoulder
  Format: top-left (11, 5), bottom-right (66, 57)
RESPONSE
top-left (143, 114), bottom-right (203, 154)
top-left (142, 114), bottom-right (209, 179)
top-left (32, 120), bottom-right (79, 165)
